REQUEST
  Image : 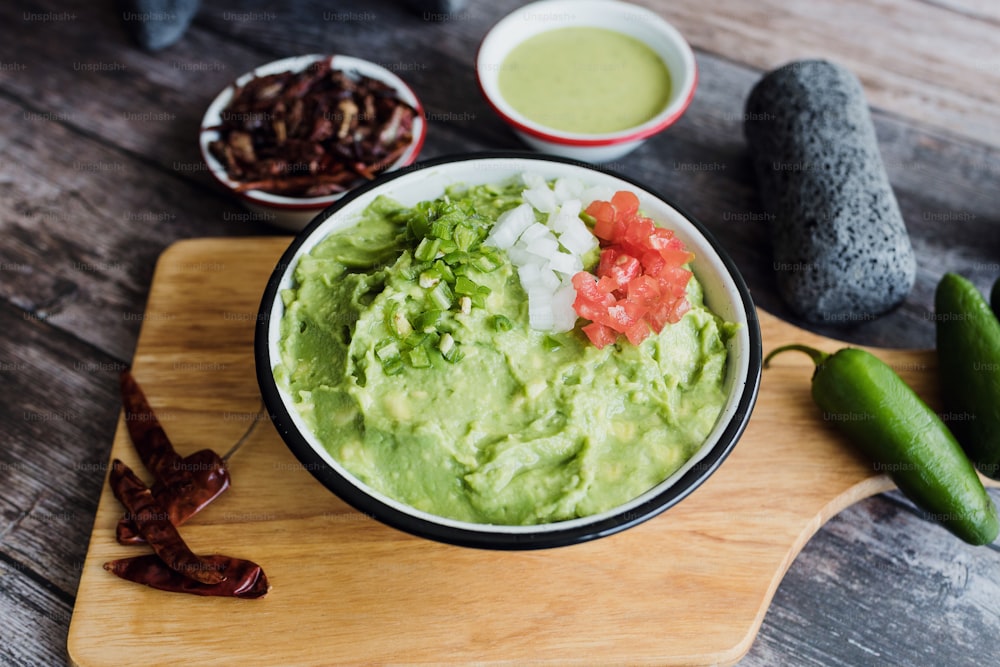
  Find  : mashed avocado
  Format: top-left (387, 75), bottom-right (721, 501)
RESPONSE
top-left (276, 180), bottom-right (732, 525)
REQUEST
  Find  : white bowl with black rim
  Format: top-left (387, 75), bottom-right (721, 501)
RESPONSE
top-left (199, 53), bottom-right (427, 231)
top-left (255, 153), bottom-right (760, 550)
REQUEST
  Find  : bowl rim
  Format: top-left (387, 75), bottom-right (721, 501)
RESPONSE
top-left (199, 53), bottom-right (427, 211)
top-left (254, 151), bottom-right (762, 550)
top-left (475, 0), bottom-right (698, 147)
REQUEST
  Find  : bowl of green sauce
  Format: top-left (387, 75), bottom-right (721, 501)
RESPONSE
top-left (476, 0), bottom-right (697, 163)
top-left (255, 153), bottom-right (761, 550)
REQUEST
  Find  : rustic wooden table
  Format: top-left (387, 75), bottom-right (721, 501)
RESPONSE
top-left (2, 0), bottom-right (999, 665)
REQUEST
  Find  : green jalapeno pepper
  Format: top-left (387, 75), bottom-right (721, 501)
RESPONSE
top-left (936, 273), bottom-right (1000, 479)
top-left (765, 343), bottom-right (998, 546)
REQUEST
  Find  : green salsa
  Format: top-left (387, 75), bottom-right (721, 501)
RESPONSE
top-left (498, 27), bottom-right (672, 134)
top-left (276, 180), bottom-right (731, 525)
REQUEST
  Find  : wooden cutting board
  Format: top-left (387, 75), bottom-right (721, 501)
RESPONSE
top-left (67, 237), bottom-right (992, 666)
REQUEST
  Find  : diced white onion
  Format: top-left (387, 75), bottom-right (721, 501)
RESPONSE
top-left (517, 221), bottom-right (550, 246)
top-left (553, 178), bottom-right (584, 201)
top-left (521, 172), bottom-right (547, 190)
top-left (518, 263), bottom-right (560, 291)
top-left (558, 218), bottom-right (599, 256)
top-left (580, 185), bottom-right (614, 207)
top-left (550, 281), bottom-right (579, 333)
top-left (505, 246), bottom-right (534, 266)
top-left (527, 287), bottom-right (555, 330)
top-left (523, 186), bottom-right (558, 213)
top-left (490, 172), bottom-right (604, 333)
top-left (548, 210), bottom-right (581, 236)
top-left (485, 203), bottom-right (534, 249)
top-left (523, 236), bottom-right (560, 260)
top-left (544, 251), bottom-right (582, 277)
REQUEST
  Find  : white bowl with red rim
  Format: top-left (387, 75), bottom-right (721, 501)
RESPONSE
top-left (199, 54), bottom-right (427, 231)
top-left (476, 0), bottom-right (697, 163)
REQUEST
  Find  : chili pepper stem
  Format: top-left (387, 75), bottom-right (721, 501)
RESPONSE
top-left (222, 402), bottom-right (268, 463)
top-left (764, 343), bottom-right (831, 369)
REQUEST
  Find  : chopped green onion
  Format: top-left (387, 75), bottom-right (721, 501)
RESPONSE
top-left (406, 210), bottom-right (431, 239)
top-left (438, 333), bottom-right (462, 362)
top-left (428, 282), bottom-right (453, 310)
top-left (433, 260), bottom-right (455, 284)
top-left (375, 340), bottom-right (404, 375)
top-left (454, 276), bottom-right (478, 296)
top-left (580, 212), bottom-right (597, 227)
top-left (381, 357), bottom-right (404, 375)
top-left (375, 340), bottom-right (400, 362)
top-left (419, 270), bottom-right (441, 289)
top-left (472, 253), bottom-right (501, 273)
top-left (407, 331), bottom-right (430, 348)
top-left (414, 237), bottom-right (441, 262)
top-left (416, 309), bottom-right (443, 331)
top-left (430, 217), bottom-right (453, 240)
top-left (492, 314), bottom-right (513, 332)
top-left (542, 336), bottom-right (563, 352)
top-left (392, 310), bottom-right (413, 338)
top-left (453, 224), bottom-right (478, 252)
top-left (409, 345), bottom-right (431, 368)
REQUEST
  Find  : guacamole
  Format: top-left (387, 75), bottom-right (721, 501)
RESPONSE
top-left (276, 181), bottom-right (732, 525)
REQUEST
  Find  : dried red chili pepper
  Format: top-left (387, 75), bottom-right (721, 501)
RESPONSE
top-left (109, 459), bottom-right (226, 585)
top-left (117, 370), bottom-right (230, 543)
top-left (116, 449), bottom-right (230, 544)
top-left (207, 59), bottom-right (417, 197)
top-left (104, 554), bottom-right (269, 599)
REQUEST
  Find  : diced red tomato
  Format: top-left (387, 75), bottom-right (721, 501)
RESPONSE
top-left (596, 274), bottom-right (618, 295)
top-left (608, 253), bottom-right (641, 289)
top-left (624, 320), bottom-right (653, 346)
top-left (586, 200), bottom-right (619, 241)
top-left (646, 227), bottom-right (676, 250)
top-left (622, 216), bottom-right (655, 256)
top-left (572, 272), bottom-right (613, 304)
top-left (611, 190), bottom-right (639, 215)
top-left (626, 274), bottom-right (661, 308)
top-left (573, 190), bottom-right (695, 347)
top-left (597, 247), bottom-right (618, 277)
top-left (640, 249), bottom-right (666, 277)
top-left (582, 321), bottom-right (618, 349)
top-left (657, 247), bottom-right (695, 268)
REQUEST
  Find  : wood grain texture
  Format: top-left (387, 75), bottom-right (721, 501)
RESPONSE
top-left (67, 238), bottom-right (997, 667)
top-left (628, 0), bottom-right (1000, 149)
top-left (742, 494), bottom-right (1000, 667)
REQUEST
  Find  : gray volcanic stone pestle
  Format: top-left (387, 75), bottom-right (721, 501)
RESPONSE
top-left (120, 0), bottom-right (200, 52)
top-left (743, 59), bottom-right (915, 324)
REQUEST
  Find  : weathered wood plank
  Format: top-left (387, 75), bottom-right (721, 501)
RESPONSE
top-left (742, 491), bottom-right (1000, 667)
top-left (0, 298), bottom-right (121, 597)
top-left (624, 0), bottom-right (1000, 149)
top-left (0, 557), bottom-right (76, 667)
top-left (0, 92), bottom-right (278, 361)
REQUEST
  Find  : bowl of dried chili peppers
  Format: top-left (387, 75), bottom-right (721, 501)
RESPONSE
top-left (200, 54), bottom-right (427, 231)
